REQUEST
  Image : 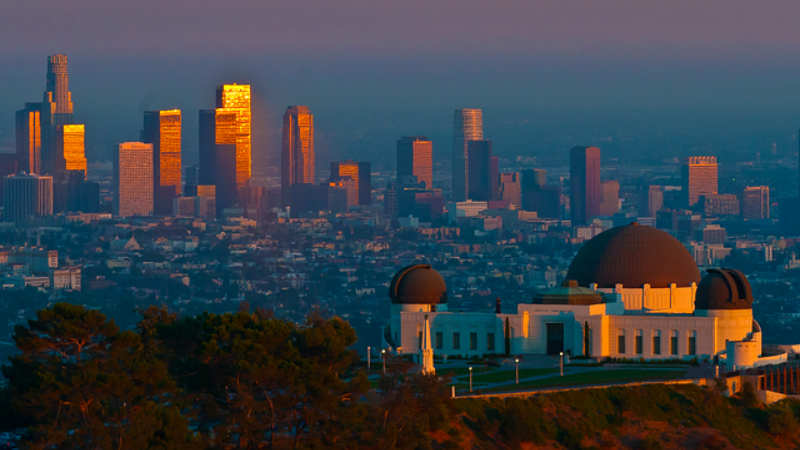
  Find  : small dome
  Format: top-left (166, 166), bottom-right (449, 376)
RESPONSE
top-left (567, 223), bottom-right (701, 289)
top-left (532, 280), bottom-right (605, 305)
top-left (695, 268), bottom-right (753, 310)
top-left (389, 264), bottom-right (447, 304)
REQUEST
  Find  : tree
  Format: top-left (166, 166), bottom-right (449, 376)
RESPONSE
top-left (3, 303), bottom-right (198, 450)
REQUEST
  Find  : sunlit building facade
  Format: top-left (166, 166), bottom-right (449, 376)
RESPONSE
top-left (56, 124), bottom-right (86, 176)
top-left (281, 106), bottom-right (315, 207)
top-left (330, 160), bottom-right (371, 205)
top-left (15, 103), bottom-right (42, 174)
top-left (397, 136), bottom-right (433, 190)
top-left (114, 142), bottom-right (154, 217)
top-left (143, 110), bottom-right (182, 195)
top-left (742, 186), bottom-right (770, 220)
top-left (41, 54), bottom-right (75, 176)
top-left (452, 109), bottom-right (483, 202)
top-left (215, 84), bottom-right (251, 189)
top-left (682, 156), bottom-right (718, 207)
top-left (499, 172), bottom-right (521, 210)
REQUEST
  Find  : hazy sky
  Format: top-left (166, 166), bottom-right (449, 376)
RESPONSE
top-left (2, 0), bottom-right (800, 167)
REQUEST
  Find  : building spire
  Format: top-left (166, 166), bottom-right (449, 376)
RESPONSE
top-left (421, 314), bottom-right (435, 375)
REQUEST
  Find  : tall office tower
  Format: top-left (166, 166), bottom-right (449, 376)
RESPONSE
top-left (521, 169), bottom-right (546, 191)
top-left (113, 143), bottom-right (154, 217)
top-left (499, 172), bottom-right (521, 209)
top-left (143, 110), bottom-right (181, 215)
top-left (490, 156), bottom-right (499, 201)
top-left (184, 165), bottom-right (199, 196)
top-left (55, 124), bottom-right (86, 175)
top-left (3, 173), bottom-right (53, 223)
top-left (742, 186), bottom-right (770, 220)
top-left (281, 106), bottom-right (315, 207)
top-left (645, 185), bottom-right (665, 217)
top-left (0, 154), bottom-right (17, 208)
top-left (397, 136), bottom-right (433, 189)
top-left (681, 156), bottom-right (718, 207)
top-left (569, 146), bottom-right (601, 224)
top-left (330, 160), bottom-right (371, 206)
top-left (216, 84), bottom-right (251, 189)
top-left (41, 54), bottom-right (75, 176)
top-left (15, 103), bottom-right (43, 174)
top-left (524, 185), bottom-right (561, 219)
top-left (701, 194), bottom-right (739, 218)
top-left (199, 109), bottom-right (238, 214)
top-left (467, 140), bottom-right (492, 201)
top-left (452, 108), bottom-right (483, 202)
top-left (599, 180), bottom-right (620, 216)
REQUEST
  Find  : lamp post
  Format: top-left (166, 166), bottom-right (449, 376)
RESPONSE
top-left (382, 349), bottom-right (386, 374)
top-left (469, 366), bottom-right (473, 392)
top-left (515, 358), bottom-right (520, 384)
top-left (559, 351), bottom-right (564, 377)
top-left (367, 346), bottom-right (371, 374)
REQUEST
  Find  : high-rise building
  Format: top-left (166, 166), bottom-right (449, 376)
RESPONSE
top-left (0, 154), bottom-right (17, 208)
top-left (15, 103), bottom-right (43, 174)
top-left (646, 185), bottom-right (665, 217)
top-left (56, 124), bottom-right (86, 176)
top-left (143, 110), bottom-right (181, 215)
top-left (114, 143), bottom-right (154, 217)
top-left (452, 109), bottom-right (483, 202)
top-left (491, 155), bottom-right (499, 201)
top-left (682, 156), bottom-right (718, 207)
top-left (41, 54), bottom-right (75, 177)
top-left (499, 172), bottom-right (521, 209)
top-left (330, 160), bottom-right (371, 205)
top-left (700, 194), bottom-right (739, 218)
top-left (599, 180), bottom-right (620, 216)
top-left (199, 109), bottom-right (238, 214)
top-left (281, 106), bottom-right (315, 207)
top-left (4, 173), bottom-right (53, 223)
top-left (742, 186), bottom-right (770, 220)
top-left (216, 84), bottom-right (251, 189)
top-left (467, 140), bottom-right (492, 201)
top-left (570, 146), bottom-right (601, 224)
top-left (397, 136), bottom-right (433, 189)
top-left (524, 185), bottom-right (561, 219)
top-left (523, 169), bottom-right (546, 189)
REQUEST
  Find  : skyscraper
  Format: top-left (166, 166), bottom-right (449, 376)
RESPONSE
top-left (397, 136), bottom-right (433, 189)
top-left (499, 172), bottom-right (521, 209)
top-left (15, 103), bottom-right (42, 174)
top-left (330, 160), bottom-right (371, 205)
top-left (199, 109), bottom-right (237, 214)
top-left (4, 173), bottom-right (53, 223)
top-left (491, 155), bottom-right (499, 201)
top-left (114, 143), bottom-right (154, 217)
top-left (570, 146), bottom-right (601, 224)
top-left (452, 109), bottom-right (483, 202)
top-left (281, 106), bottom-right (315, 207)
top-left (599, 180), bottom-right (620, 216)
top-left (41, 54), bottom-right (76, 176)
top-left (143, 110), bottom-right (181, 215)
top-left (467, 140), bottom-right (492, 201)
top-left (742, 186), bottom-right (770, 220)
top-left (681, 156), bottom-right (718, 207)
top-left (56, 124), bottom-right (86, 175)
top-left (216, 84), bottom-right (251, 189)
top-left (646, 185), bottom-right (665, 217)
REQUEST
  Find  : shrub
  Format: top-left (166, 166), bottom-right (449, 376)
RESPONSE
top-left (637, 436), bottom-right (664, 450)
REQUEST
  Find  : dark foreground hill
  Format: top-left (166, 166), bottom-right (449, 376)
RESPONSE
top-left (446, 384), bottom-right (798, 450)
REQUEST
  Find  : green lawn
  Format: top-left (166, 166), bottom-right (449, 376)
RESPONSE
top-left (438, 366), bottom-right (496, 377)
top-left (481, 369), bottom-right (688, 393)
top-left (469, 368), bottom-right (559, 384)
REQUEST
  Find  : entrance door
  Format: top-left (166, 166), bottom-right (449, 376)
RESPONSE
top-left (546, 323), bottom-right (565, 355)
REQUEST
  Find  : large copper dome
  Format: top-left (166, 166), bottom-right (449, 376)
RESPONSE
top-left (567, 223), bottom-right (701, 289)
top-left (389, 264), bottom-right (448, 304)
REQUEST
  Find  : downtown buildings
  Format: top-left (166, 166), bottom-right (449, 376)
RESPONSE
top-left (682, 156), bottom-right (718, 207)
top-left (397, 136), bottom-right (433, 189)
top-left (569, 146), bottom-right (601, 224)
top-left (281, 106), bottom-right (315, 208)
top-left (143, 110), bottom-right (182, 215)
top-left (114, 143), bottom-right (154, 217)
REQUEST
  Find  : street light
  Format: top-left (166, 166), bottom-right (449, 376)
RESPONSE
top-left (515, 358), bottom-right (520, 384)
top-left (382, 349), bottom-right (386, 374)
top-left (469, 366), bottom-right (473, 392)
top-left (559, 351), bottom-right (564, 377)
top-left (367, 346), bottom-right (371, 374)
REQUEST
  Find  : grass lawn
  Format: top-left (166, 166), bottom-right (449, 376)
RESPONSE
top-left (438, 366), bottom-right (496, 377)
top-left (470, 368), bottom-right (559, 384)
top-left (481, 369), bottom-right (688, 393)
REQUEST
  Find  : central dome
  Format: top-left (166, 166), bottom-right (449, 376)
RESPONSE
top-left (567, 223), bottom-right (701, 289)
